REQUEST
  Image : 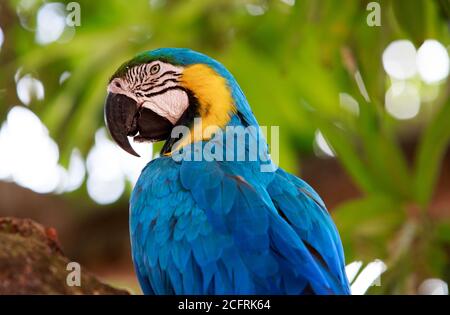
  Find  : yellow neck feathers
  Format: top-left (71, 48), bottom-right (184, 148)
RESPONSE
top-left (174, 64), bottom-right (235, 150)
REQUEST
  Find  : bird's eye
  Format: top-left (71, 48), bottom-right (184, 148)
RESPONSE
top-left (150, 64), bottom-right (160, 75)
top-left (114, 81), bottom-right (121, 88)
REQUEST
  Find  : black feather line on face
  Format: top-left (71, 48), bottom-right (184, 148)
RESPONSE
top-left (154, 70), bottom-right (177, 80)
top-left (110, 55), bottom-right (178, 82)
top-left (139, 74), bottom-right (178, 90)
top-left (139, 67), bottom-right (144, 82)
top-left (143, 86), bottom-right (187, 98)
top-left (139, 78), bottom-right (179, 93)
top-left (123, 65), bottom-right (183, 96)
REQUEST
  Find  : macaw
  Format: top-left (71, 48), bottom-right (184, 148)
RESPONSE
top-left (104, 48), bottom-right (350, 295)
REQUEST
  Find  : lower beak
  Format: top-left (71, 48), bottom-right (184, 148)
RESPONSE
top-left (104, 93), bottom-right (173, 157)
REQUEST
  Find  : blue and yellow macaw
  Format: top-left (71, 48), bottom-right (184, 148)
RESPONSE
top-left (105, 48), bottom-right (350, 295)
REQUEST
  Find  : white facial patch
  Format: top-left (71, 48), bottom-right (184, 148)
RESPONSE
top-left (107, 61), bottom-right (188, 124)
top-left (142, 88), bottom-right (189, 124)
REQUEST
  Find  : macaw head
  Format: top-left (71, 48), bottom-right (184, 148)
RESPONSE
top-left (105, 48), bottom-right (257, 157)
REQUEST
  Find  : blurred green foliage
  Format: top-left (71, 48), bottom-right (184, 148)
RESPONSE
top-left (0, 0), bottom-right (449, 294)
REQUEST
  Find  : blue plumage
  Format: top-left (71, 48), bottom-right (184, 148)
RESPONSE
top-left (131, 153), bottom-right (350, 294)
top-left (125, 48), bottom-right (350, 294)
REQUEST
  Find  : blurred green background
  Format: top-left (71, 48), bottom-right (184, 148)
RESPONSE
top-left (0, 0), bottom-right (449, 294)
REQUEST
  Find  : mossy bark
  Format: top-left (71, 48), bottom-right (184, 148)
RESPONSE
top-left (0, 217), bottom-right (129, 295)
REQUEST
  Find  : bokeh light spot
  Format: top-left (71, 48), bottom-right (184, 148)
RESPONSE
top-left (63, 148), bottom-right (86, 193)
top-left (281, 0), bottom-right (295, 6)
top-left (339, 93), bottom-right (360, 116)
top-left (35, 3), bottom-right (66, 45)
top-left (16, 74), bottom-right (45, 105)
top-left (0, 26), bottom-right (4, 50)
top-left (59, 71), bottom-right (71, 85)
top-left (350, 259), bottom-right (387, 295)
top-left (0, 106), bottom-right (60, 193)
top-left (246, 4), bottom-right (266, 16)
top-left (418, 278), bottom-right (449, 295)
top-left (382, 40), bottom-right (417, 80)
top-left (86, 129), bottom-right (153, 205)
top-left (345, 261), bottom-right (363, 283)
top-left (314, 130), bottom-right (335, 158)
top-left (417, 39), bottom-right (449, 84)
top-left (385, 81), bottom-right (420, 120)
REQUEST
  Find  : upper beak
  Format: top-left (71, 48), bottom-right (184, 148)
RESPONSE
top-left (104, 92), bottom-right (140, 157)
top-left (104, 92), bottom-right (173, 157)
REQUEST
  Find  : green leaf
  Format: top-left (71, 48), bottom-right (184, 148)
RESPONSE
top-left (333, 195), bottom-right (405, 261)
top-left (436, 220), bottom-right (450, 244)
top-left (414, 99), bottom-right (450, 207)
top-left (391, 0), bottom-right (427, 44)
top-left (313, 117), bottom-right (381, 195)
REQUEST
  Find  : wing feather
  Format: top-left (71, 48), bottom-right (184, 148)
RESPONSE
top-left (130, 157), bottom-right (349, 294)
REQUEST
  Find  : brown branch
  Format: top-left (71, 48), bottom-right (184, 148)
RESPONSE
top-left (0, 217), bottom-right (129, 295)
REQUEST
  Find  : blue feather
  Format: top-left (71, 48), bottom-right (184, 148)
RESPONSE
top-left (131, 155), bottom-right (350, 294)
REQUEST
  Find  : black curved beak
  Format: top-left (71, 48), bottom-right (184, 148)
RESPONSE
top-left (104, 93), bottom-right (173, 157)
